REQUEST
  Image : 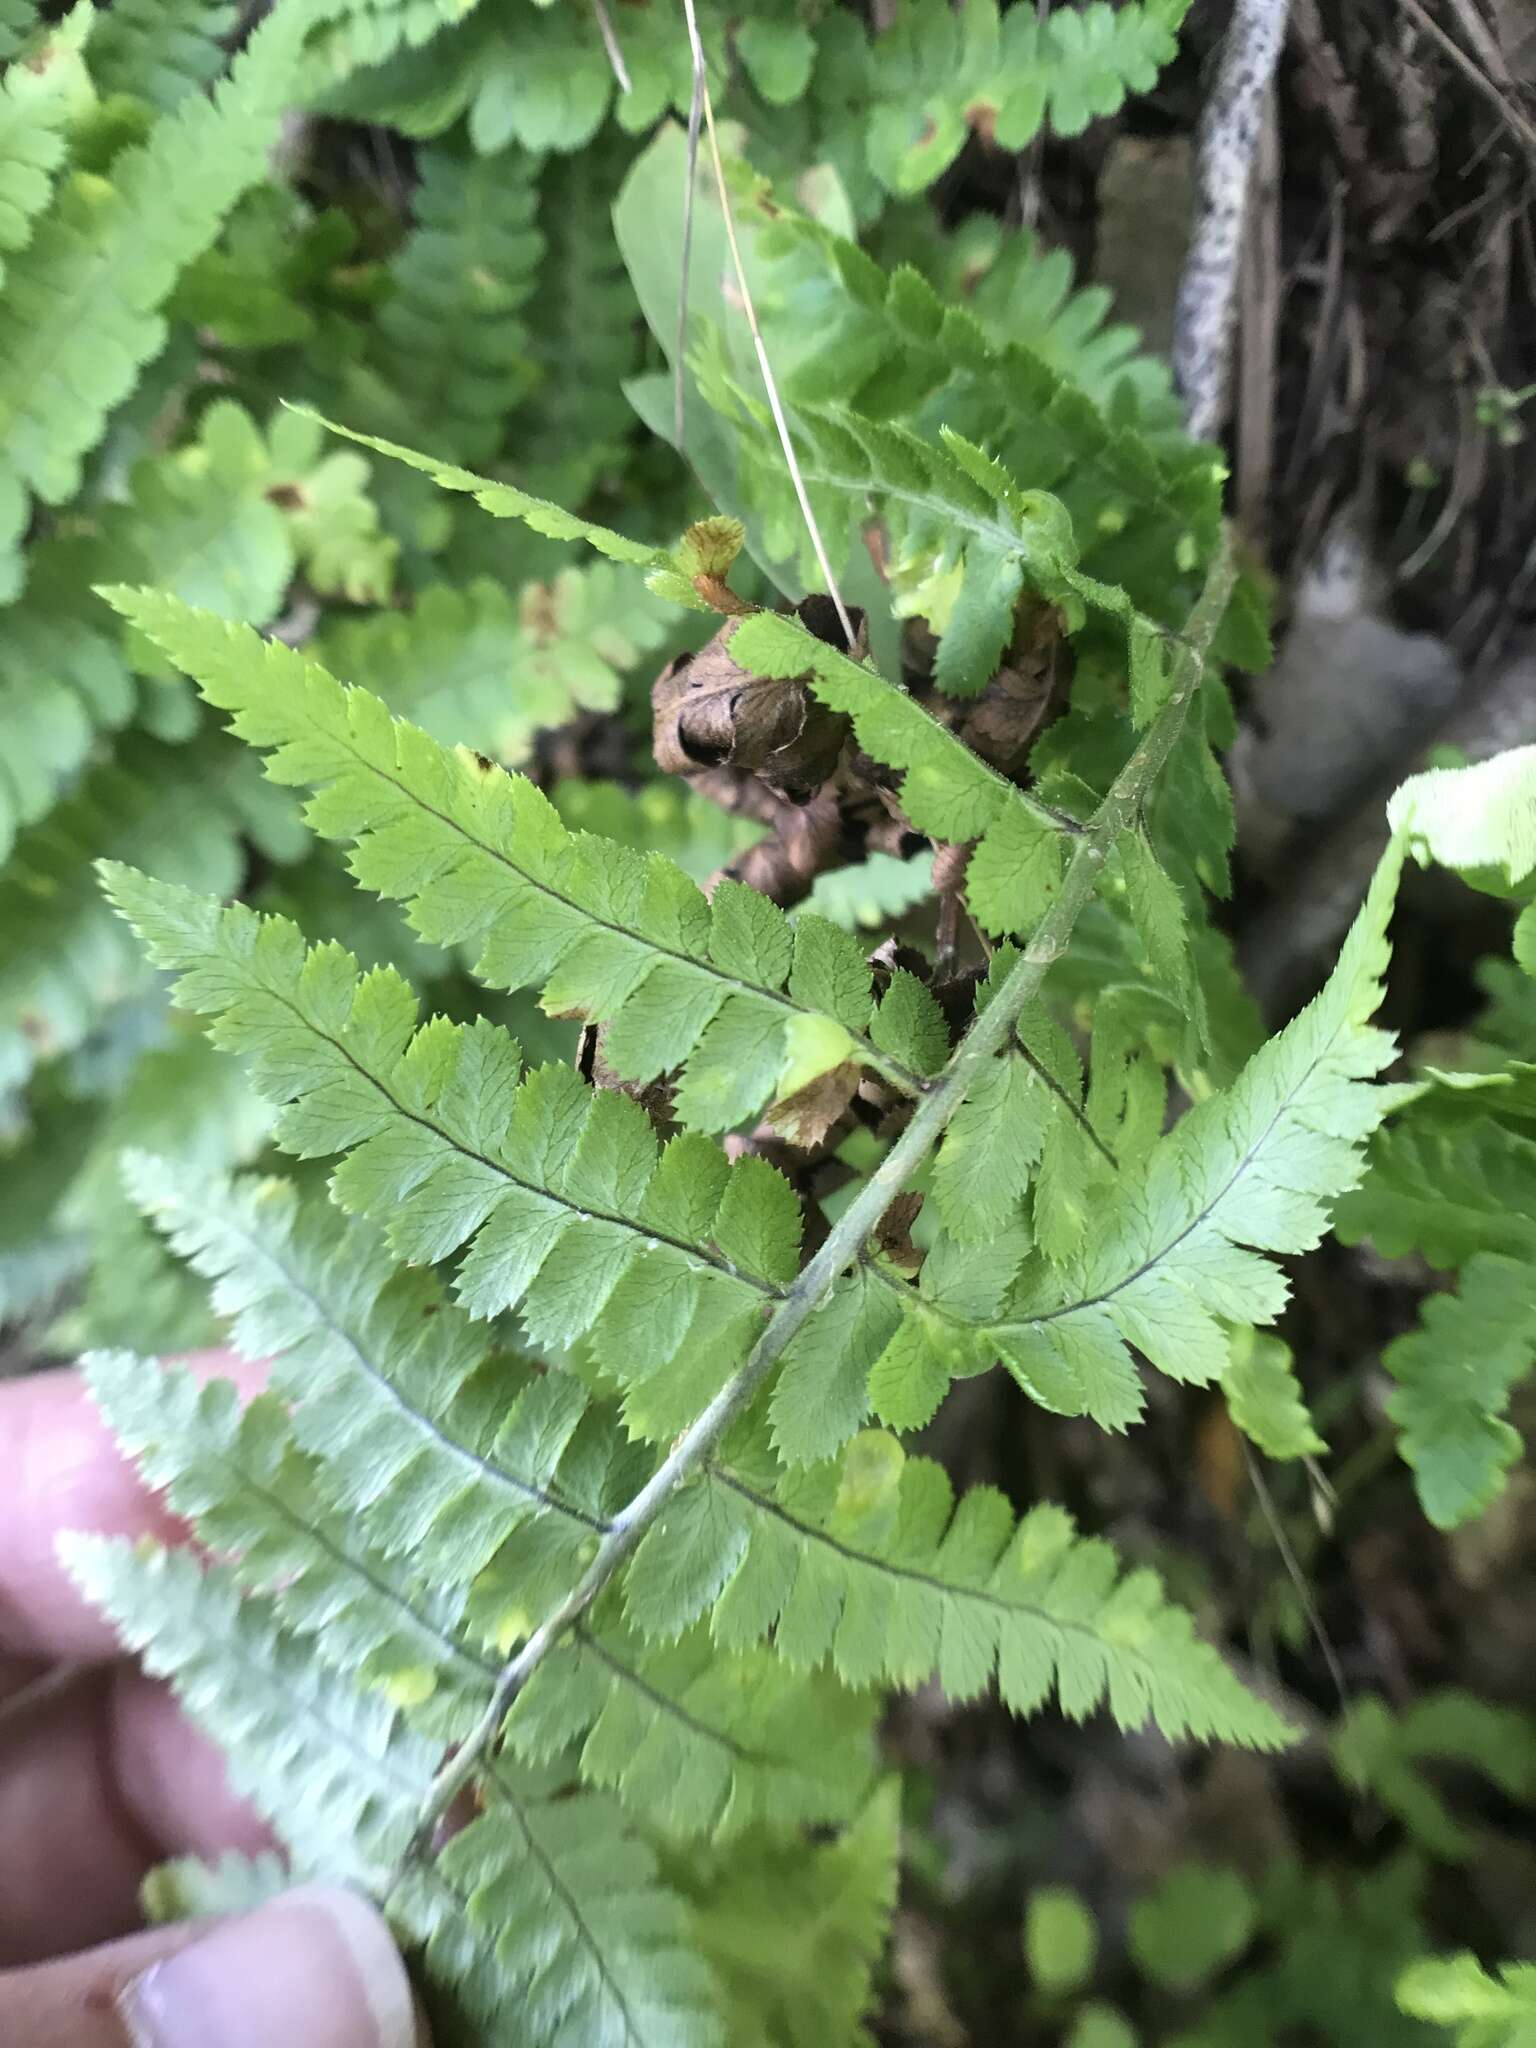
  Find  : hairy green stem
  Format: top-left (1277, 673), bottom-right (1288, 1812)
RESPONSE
top-left (404, 530), bottom-right (1238, 1855)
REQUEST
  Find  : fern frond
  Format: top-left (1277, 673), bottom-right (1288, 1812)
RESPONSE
top-left (96, 882), bottom-right (801, 1415)
top-left (0, 735), bottom-right (256, 1092)
top-left (119, 1151), bottom-right (642, 1579)
top-left (320, 568), bottom-right (674, 767)
top-left (1331, 1690), bottom-right (1536, 1862)
top-left (0, 29), bottom-right (73, 288)
top-left (0, 2), bottom-right (309, 593)
top-left (518, 141), bottom-right (645, 505)
top-left (1223, 1329), bottom-right (1326, 1463)
top-left (399, 1764), bottom-right (725, 2048)
top-left (905, 211), bottom-right (1179, 424)
top-left (1378, 1255), bottom-right (1536, 1531)
top-left (289, 410), bottom-right (689, 569)
top-left (1398, 1953), bottom-right (1536, 2046)
top-left (617, 135), bottom-right (1243, 651)
top-left (302, 0), bottom-right (486, 89)
top-left (0, 547), bottom-right (135, 860)
top-left (621, 1433), bottom-right (1290, 1750)
top-left (1388, 743), bottom-right (1536, 897)
top-left (84, 1349), bottom-right (504, 1724)
top-left (108, 1157), bottom-right (877, 1838)
top-left (505, 1618), bottom-right (876, 1838)
top-left (102, 593), bottom-right (943, 1109)
top-left (866, 844), bottom-right (1410, 1434)
top-left (280, 416), bottom-right (1117, 936)
top-left (66, 1537), bottom-right (723, 2045)
top-left (61, 1538), bottom-right (438, 1884)
top-left (857, 0), bottom-right (1190, 194)
top-left (804, 848), bottom-right (935, 930)
top-left (369, 143), bottom-right (543, 466)
top-left (1337, 1120), bottom-right (1536, 1268)
top-left (101, 398), bottom-right (303, 623)
top-left (88, 0), bottom-right (237, 112)
top-left (671, 1780), bottom-right (901, 2048)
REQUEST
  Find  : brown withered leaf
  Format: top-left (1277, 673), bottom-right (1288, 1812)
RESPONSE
top-left (651, 597), bottom-right (866, 804)
top-left (955, 596), bottom-right (1070, 777)
top-left (767, 1059), bottom-right (863, 1149)
top-left (715, 788), bottom-right (845, 909)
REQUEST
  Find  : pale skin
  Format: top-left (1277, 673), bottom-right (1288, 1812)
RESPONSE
top-left (0, 1358), bottom-right (428, 2047)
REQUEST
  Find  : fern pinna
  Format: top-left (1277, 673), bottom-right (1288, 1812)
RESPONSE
top-left (53, 389), bottom-right (1434, 2044)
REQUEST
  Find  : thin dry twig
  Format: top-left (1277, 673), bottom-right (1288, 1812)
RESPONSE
top-left (674, 1), bottom-right (706, 446)
top-left (1174, 0), bottom-right (1294, 441)
top-left (591, 0), bottom-right (632, 95)
top-left (678, 0), bottom-right (858, 648)
top-left (1397, 0), bottom-right (1536, 160)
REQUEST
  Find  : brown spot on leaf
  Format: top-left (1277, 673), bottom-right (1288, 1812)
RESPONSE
top-left (965, 99), bottom-right (998, 146)
top-left (768, 1060), bottom-right (863, 1150)
top-left (264, 482), bottom-right (306, 510)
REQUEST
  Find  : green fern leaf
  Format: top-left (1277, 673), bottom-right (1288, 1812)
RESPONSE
top-left (0, 27), bottom-right (73, 287)
top-left (112, 1155), bottom-right (877, 1837)
top-left (618, 141), bottom-right (1235, 648)
top-left (1222, 1329), bottom-right (1325, 1462)
top-left (1389, 744), bottom-right (1536, 899)
top-left (0, 734), bottom-right (265, 1092)
top-left (804, 848), bottom-right (934, 930)
top-left (116, 1154), bottom-right (621, 1580)
top-left (400, 1764), bottom-right (725, 2048)
top-left (1332, 1691), bottom-right (1536, 1862)
top-left (672, 1780), bottom-right (901, 2048)
top-left (516, 139), bottom-right (645, 504)
top-left (1337, 1120), bottom-right (1536, 1269)
top-left (883, 843), bottom-right (1410, 1431)
top-left (1398, 1953), bottom-right (1536, 2047)
top-left (66, 1537), bottom-right (723, 2045)
top-left (857, 0), bottom-right (1190, 193)
top-left (292, 411), bottom-right (673, 568)
top-left (0, 546), bottom-right (135, 860)
top-left (100, 594), bottom-right (937, 1114)
top-left (84, 1348), bottom-right (505, 1722)
top-left (1379, 1255), bottom-right (1536, 1530)
top-left (931, 1052), bottom-right (1052, 1241)
top-left (368, 143), bottom-right (543, 466)
top-left (0, 1), bottom-right (309, 594)
top-left (302, 0), bottom-right (487, 93)
top-left (88, 0), bottom-right (237, 112)
top-left (97, 876), bottom-right (804, 1424)
top-left (320, 567), bottom-right (673, 768)
top-left (289, 416), bottom-right (1117, 941)
top-left (625, 1433), bottom-right (1291, 1749)
top-left (61, 1537), bottom-right (438, 1884)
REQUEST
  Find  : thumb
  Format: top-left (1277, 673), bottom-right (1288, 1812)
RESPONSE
top-left (1, 1885), bottom-right (427, 2048)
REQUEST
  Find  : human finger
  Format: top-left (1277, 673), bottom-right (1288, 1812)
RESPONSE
top-left (0, 1357), bottom-right (264, 1662)
top-left (0, 1662), bottom-right (270, 1964)
top-left (0, 1885), bottom-right (427, 2048)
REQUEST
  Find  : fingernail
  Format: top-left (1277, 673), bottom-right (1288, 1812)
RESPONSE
top-left (117, 1883), bottom-right (419, 2048)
